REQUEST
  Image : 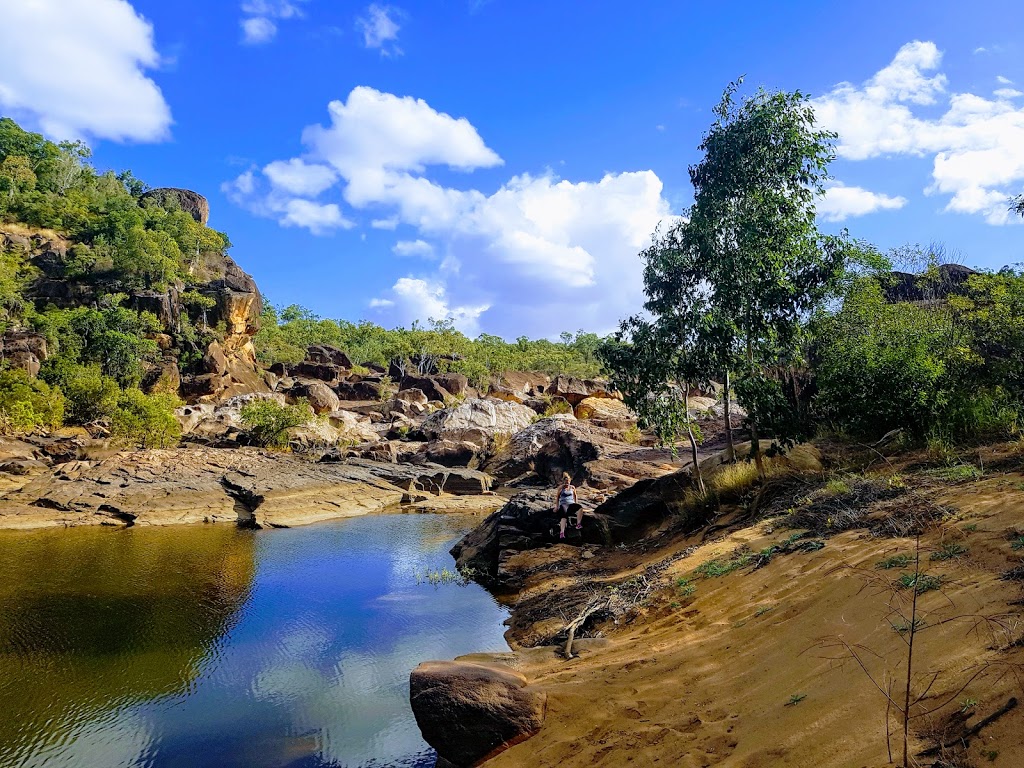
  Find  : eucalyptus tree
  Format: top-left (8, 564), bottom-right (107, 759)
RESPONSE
top-left (610, 81), bottom-right (850, 481)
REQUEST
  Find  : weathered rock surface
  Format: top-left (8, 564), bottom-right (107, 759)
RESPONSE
top-left (574, 396), bottom-right (635, 425)
top-left (288, 380), bottom-right (340, 414)
top-left (140, 187), bottom-right (211, 225)
top-left (453, 464), bottom-right (706, 589)
top-left (410, 660), bottom-right (546, 767)
top-left (0, 328), bottom-right (48, 377)
top-left (0, 445), bottom-right (504, 530)
top-left (422, 399), bottom-right (536, 449)
top-left (546, 375), bottom-right (615, 405)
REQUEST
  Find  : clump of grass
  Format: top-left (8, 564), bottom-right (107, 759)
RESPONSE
top-left (784, 694), bottom-right (806, 706)
top-left (675, 577), bottom-right (696, 597)
top-left (923, 464), bottom-right (984, 482)
top-left (876, 554), bottom-right (913, 570)
top-left (754, 605), bottom-right (774, 617)
top-left (897, 573), bottom-right (943, 594)
top-left (891, 617), bottom-right (926, 634)
top-left (823, 478), bottom-right (853, 496)
top-left (490, 431), bottom-right (512, 455)
top-left (1010, 535), bottom-right (1024, 551)
top-left (622, 424), bottom-right (643, 445)
top-left (695, 551), bottom-right (753, 578)
top-left (541, 399), bottom-right (573, 418)
top-left (930, 543), bottom-right (968, 561)
top-left (415, 566), bottom-right (476, 586)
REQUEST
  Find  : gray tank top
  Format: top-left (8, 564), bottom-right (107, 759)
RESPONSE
top-left (559, 485), bottom-right (575, 506)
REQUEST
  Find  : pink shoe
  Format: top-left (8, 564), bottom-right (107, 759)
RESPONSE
top-left (575, 523), bottom-right (582, 529)
top-left (559, 531), bottom-right (565, 539)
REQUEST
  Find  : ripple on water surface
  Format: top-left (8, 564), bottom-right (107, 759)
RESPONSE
top-left (0, 513), bottom-right (509, 768)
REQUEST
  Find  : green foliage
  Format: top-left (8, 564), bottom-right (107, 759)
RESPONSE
top-left (603, 81), bottom-right (850, 471)
top-left (896, 573), bottom-right (942, 594)
top-left (815, 269), bottom-right (1024, 441)
top-left (110, 389), bottom-right (182, 448)
top-left (929, 543), bottom-right (967, 561)
top-left (0, 367), bottom-right (64, 433)
top-left (40, 360), bottom-right (119, 424)
top-left (33, 305), bottom-right (159, 388)
top-left (240, 398), bottom-right (312, 449)
top-left (0, 117), bottom-right (227, 291)
top-left (253, 303), bottom-right (607, 381)
top-left (876, 554), bottom-right (913, 570)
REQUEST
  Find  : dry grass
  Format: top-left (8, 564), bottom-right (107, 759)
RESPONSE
top-left (0, 222), bottom-right (65, 241)
top-left (491, 431), bottom-right (512, 455)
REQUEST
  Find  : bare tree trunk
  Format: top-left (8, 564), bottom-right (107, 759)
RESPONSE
top-left (745, 338), bottom-right (765, 481)
top-left (684, 387), bottom-right (705, 494)
top-left (723, 369), bottom-right (736, 462)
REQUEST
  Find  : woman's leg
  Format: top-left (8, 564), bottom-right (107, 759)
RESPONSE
top-left (559, 516), bottom-right (567, 538)
top-left (575, 507), bottom-right (584, 529)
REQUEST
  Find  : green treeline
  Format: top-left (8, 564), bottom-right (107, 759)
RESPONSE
top-left (600, 82), bottom-right (1024, 477)
top-left (0, 117), bottom-right (232, 443)
top-left (254, 305), bottom-right (606, 386)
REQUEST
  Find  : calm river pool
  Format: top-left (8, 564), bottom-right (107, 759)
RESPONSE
top-left (0, 513), bottom-right (510, 768)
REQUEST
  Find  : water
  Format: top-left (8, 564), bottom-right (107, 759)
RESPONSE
top-left (0, 514), bottom-right (510, 768)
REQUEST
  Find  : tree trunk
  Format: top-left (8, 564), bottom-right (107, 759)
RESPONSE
top-left (684, 387), bottom-right (705, 495)
top-left (723, 369), bottom-right (736, 462)
top-left (744, 339), bottom-right (765, 481)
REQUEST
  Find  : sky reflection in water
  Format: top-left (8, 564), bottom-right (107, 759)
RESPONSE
top-left (0, 513), bottom-right (509, 768)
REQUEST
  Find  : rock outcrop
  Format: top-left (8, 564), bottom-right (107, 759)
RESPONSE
top-left (422, 399), bottom-right (537, 449)
top-left (140, 187), bottom-right (211, 226)
top-left (0, 329), bottom-right (48, 377)
top-left (0, 445), bottom-right (499, 530)
top-left (410, 660), bottom-right (546, 767)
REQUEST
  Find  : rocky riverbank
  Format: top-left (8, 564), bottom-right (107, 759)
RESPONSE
top-left (412, 440), bottom-right (1024, 767)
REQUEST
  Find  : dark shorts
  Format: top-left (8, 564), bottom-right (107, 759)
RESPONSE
top-left (557, 503), bottom-right (582, 518)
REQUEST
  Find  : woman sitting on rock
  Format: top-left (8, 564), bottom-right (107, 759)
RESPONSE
top-left (554, 472), bottom-right (583, 540)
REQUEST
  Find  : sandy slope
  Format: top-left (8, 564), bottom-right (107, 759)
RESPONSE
top-left (483, 462), bottom-right (1024, 767)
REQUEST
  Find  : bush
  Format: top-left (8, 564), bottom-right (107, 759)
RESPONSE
top-left (240, 398), bottom-right (312, 449)
top-left (40, 359), bottom-right (119, 424)
top-left (0, 367), bottom-right (64, 433)
top-left (110, 389), bottom-right (182, 448)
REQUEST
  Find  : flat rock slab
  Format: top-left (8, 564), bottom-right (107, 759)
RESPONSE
top-left (0, 446), bottom-right (414, 529)
top-left (410, 660), bottom-right (546, 767)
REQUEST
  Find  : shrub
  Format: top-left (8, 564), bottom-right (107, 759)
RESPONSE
top-left (542, 399), bottom-right (573, 418)
top-left (240, 398), bottom-right (312, 449)
top-left (110, 389), bottom-right (182, 448)
top-left (0, 367), bottom-right (64, 433)
top-left (40, 359), bottom-right (119, 424)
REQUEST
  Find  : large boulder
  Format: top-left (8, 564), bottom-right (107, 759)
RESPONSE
top-left (325, 410), bottom-right (379, 444)
top-left (305, 344), bottom-right (352, 369)
top-left (483, 414), bottom-right (602, 484)
top-left (410, 661), bottom-right (546, 767)
top-left (401, 374), bottom-right (460, 403)
top-left (140, 188), bottom-right (211, 226)
top-left (288, 381), bottom-right (340, 414)
top-left (422, 399), bottom-right (536, 449)
top-left (0, 329), bottom-right (48, 378)
top-left (546, 375), bottom-right (615, 405)
top-left (386, 388), bottom-right (429, 418)
top-left (575, 396), bottom-right (635, 425)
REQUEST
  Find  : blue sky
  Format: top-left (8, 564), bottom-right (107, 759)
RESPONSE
top-left (1, 0), bottom-right (1022, 338)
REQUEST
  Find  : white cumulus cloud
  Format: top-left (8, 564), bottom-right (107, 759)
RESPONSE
top-left (817, 183), bottom-right (907, 222)
top-left (357, 4), bottom-right (402, 55)
top-left (814, 40), bottom-right (1024, 225)
top-left (373, 277), bottom-right (489, 334)
top-left (263, 158), bottom-right (338, 196)
top-left (227, 86), bottom-right (672, 335)
top-left (392, 239), bottom-right (436, 258)
top-left (0, 0), bottom-right (171, 142)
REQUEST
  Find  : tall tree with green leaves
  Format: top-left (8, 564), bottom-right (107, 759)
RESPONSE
top-left (686, 81), bottom-right (849, 477)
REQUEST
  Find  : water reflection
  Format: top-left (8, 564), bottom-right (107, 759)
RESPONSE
top-left (0, 514), bottom-right (509, 768)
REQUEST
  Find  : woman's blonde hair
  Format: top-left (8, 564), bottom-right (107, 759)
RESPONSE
top-left (561, 471), bottom-right (571, 484)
